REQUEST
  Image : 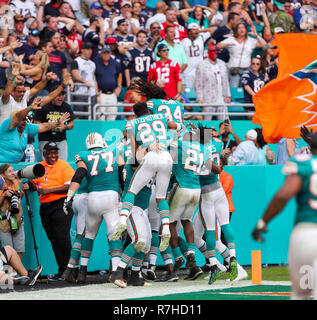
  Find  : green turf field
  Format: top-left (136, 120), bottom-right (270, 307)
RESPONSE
top-left (133, 266), bottom-right (295, 301)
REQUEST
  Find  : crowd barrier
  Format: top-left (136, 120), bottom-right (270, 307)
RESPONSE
top-left (4, 163), bottom-right (295, 276)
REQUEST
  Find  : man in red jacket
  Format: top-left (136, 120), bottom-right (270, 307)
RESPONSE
top-left (148, 43), bottom-right (182, 99)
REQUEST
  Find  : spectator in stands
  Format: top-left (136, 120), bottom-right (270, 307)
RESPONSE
top-left (276, 138), bottom-right (300, 165)
top-left (106, 37), bottom-right (130, 87)
top-left (0, 96), bottom-right (70, 164)
top-left (268, 0), bottom-right (296, 34)
top-left (217, 22), bottom-right (267, 87)
top-left (139, 0), bottom-right (156, 19)
top-left (82, 15), bottom-right (105, 61)
top-left (0, 163), bottom-right (29, 260)
top-left (101, 0), bottom-right (120, 20)
top-left (283, 1), bottom-right (294, 16)
top-left (132, 2), bottom-right (148, 30)
top-left (14, 29), bottom-right (40, 65)
top-left (38, 15), bottom-right (75, 41)
top-left (212, 12), bottom-right (241, 64)
top-left (46, 31), bottom-right (74, 90)
top-left (293, 0), bottom-right (317, 34)
top-left (221, 2), bottom-right (256, 33)
top-left (254, 127), bottom-right (275, 165)
top-left (71, 42), bottom-right (97, 119)
top-left (0, 63), bottom-right (57, 124)
top-left (147, 22), bottom-right (163, 50)
top-left (156, 26), bottom-right (187, 72)
top-left (19, 50), bottom-right (50, 89)
top-left (205, 0), bottom-right (224, 29)
top-left (160, 7), bottom-right (188, 43)
top-left (10, 0), bottom-right (37, 18)
top-left (30, 141), bottom-right (75, 281)
top-left (90, 1), bottom-right (104, 19)
top-left (112, 1), bottom-right (140, 35)
top-left (112, 18), bottom-right (136, 49)
top-left (33, 74), bottom-right (75, 161)
top-left (227, 129), bottom-right (259, 165)
top-left (13, 14), bottom-right (27, 44)
top-left (194, 43), bottom-right (231, 120)
top-left (0, 1), bottom-right (14, 32)
top-left (219, 120), bottom-right (242, 157)
top-left (95, 45), bottom-right (122, 121)
top-left (59, 34), bottom-right (77, 73)
top-left (261, 45), bottom-right (278, 82)
top-left (241, 55), bottom-right (266, 113)
top-left (58, 1), bottom-right (84, 36)
top-left (180, 4), bottom-right (216, 30)
top-left (126, 30), bottom-right (155, 83)
top-left (181, 22), bottom-right (213, 88)
top-left (0, 38), bottom-right (10, 96)
top-left (44, 0), bottom-right (64, 16)
top-left (148, 43), bottom-right (183, 100)
top-left (145, 1), bottom-right (167, 31)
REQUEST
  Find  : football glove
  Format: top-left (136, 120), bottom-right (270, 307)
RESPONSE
top-left (251, 219), bottom-right (268, 242)
top-left (63, 198), bottom-right (73, 215)
top-left (300, 126), bottom-right (313, 146)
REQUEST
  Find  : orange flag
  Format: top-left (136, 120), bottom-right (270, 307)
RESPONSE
top-left (274, 33), bottom-right (317, 80)
top-left (252, 60), bottom-right (317, 144)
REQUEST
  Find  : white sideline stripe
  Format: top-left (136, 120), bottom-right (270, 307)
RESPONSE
top-left (0, 280), bottom-right (291, 300)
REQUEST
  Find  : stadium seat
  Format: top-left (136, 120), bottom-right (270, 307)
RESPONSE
top-left (184, 87), bottom-right (196, 102)
top-left (118, 87), bottom-right (128, 102)
top-left (230, 87), bottom-right (244, 103)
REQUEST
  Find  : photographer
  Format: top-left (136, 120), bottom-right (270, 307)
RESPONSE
top-left (0, 164), bottom-right (28, 260)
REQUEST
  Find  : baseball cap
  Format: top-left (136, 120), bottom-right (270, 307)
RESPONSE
top-left (157, 43), bottom-right (168, 51)
top-left (121, 0), bottom-right (132, 7)
top-left (101, 45), bottom-right (111, 53)
top-left (106, 37), bottom-right (117, 44)
top-left (90, 1), bottom-right (102, 9)
top-left (187, 23), bottom-right (200, 30)
top-left (43, 142), bottom-right (59, 152)
top-left (274, 27), bottom-right (285, 34)
top-left (246, 129), bottom-right (257, 140)
top-left (14, 14), bottom-right (26, 22)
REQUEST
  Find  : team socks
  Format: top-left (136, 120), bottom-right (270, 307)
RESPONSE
top-left (221, 224), bottom-right (236, 257)
top-left (67, 234), bottom-right (84, 268)
top-left (109, 239), bottom-right (123, 271)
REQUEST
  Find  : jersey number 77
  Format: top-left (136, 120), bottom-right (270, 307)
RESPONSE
top-left (87, 151), bottom-right (114, 176)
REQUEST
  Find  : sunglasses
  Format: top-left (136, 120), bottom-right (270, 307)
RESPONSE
top-left (252, 62), bottom-right (260, 65)
top-left (160, 49), bottom-right (169, 52)
top-left (30, 30), bottom-right (40, 36)
top-left (151, 27), bottom-right (160, 29)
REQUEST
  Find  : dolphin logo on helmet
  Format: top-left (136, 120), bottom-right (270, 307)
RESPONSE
top-left (85, 132), bottom-right (105, 150)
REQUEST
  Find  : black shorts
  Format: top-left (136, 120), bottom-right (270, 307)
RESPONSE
top-left (0, 247), bottom-right (9, 266)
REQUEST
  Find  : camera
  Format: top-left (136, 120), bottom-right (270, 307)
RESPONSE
top-left (10, 191), bottom-right (20, 215)
top-left (15, 163), bottom-right (45, 179)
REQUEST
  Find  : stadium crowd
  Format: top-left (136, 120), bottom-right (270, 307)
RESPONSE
top-left (0, 0), bottom-right (316, 289)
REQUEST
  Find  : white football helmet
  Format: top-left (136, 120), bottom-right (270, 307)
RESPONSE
top-left (85, 132), bottom-right (104, 150)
